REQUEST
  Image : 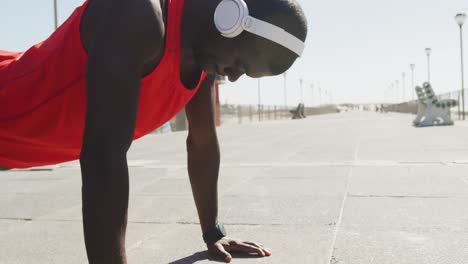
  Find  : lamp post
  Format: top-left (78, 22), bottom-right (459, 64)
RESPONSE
top-left (386, 85), bottom-right (389, 103)
top-left (402, 72), bottom-right (406, 101)
top-left (283, 72), bottom-right (288, 108)
top-left (387, 84), bottom-right (392, 103)
top-left (53, 0), bottom-right (58, 29)
top-left (456, 13), bottom-right (466, 120)
top-left (318, 87), bottom-right (322, 106)
top-left (410, 64), bottom-right (415, 100)
top-left (395, 80), bottom-right (399, 103)
top-left (299, 78), bottom-right (304, 104)
top-left (324, 89), bottom-right (328, 105)
top-left (257, 79), bottom-right (261, 121)
top-left (384, 87), bottom-right (388, 103)
top-left (310, 84), bottom-right (314, 106)
top-left (389, 83), bottom-right (394, 103)
top-left (425, 48), bottom-right (432, 83)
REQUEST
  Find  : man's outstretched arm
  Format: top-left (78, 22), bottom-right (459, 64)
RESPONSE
top-left (185, 75), bottom-right (220, 234)
top-left (79, 1), bottom-right (164, 263)
top-left (185, 77), bottom-right (271, 263)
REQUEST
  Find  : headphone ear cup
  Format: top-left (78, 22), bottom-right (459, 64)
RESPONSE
top-left (214, 0), bottom-right (249, 38)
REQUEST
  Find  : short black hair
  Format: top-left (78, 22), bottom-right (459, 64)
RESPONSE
top-left (245, 0), bottom-right (308, 75)
top-left (246, 0), bottom-right (308, 43)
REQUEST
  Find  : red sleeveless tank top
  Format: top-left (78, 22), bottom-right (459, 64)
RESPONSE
top-left (0, 0), bottom-right (205, 168)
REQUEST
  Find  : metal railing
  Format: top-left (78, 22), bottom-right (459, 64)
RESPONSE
top-left (219, 104), bottom-right (291, 125)
top-left (159, 104), bottom-right (341, 132)
top-left (218, 104), bottom-right (341, 126)
top-left (437, 89), bottom-right (467, 120)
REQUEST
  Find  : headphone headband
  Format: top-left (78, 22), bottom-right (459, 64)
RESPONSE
top-left (214, 0), bottom-right (305, 56)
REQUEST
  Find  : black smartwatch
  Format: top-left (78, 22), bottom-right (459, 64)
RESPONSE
top-left (203, 223), bottom-right (226, 243)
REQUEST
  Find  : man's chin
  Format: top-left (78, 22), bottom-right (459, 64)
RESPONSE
top-left (228, 75), bottom-right (243, 82)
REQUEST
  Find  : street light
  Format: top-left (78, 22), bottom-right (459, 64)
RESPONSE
top-left (324, 89), bottom-right (328, 105)
top-left (395, 80), bottom-right (399, 103)
top-left (384, 86), bottom-right (389, 102)
top-left (387, 84), bottom-right (393, 103)
top-left (53, 0), bottom-right (58, 29)
top-left (410, 64), bottom-right (415, 100)
top-left (318, 87), bottom-right (322, 106)
top-left (310, 84), bottom-right (314, 106)
top-left (258, 79), bottom-right (261, 121)
top-left (283, 73), bottom-right (287, 108)
top-left (425, 48), bottom-right (432, 83)
top-left (299, 78), bottom-right (304, 103)
top-left (402, 72), bottom-right (406, 101)
top-left (390, 83), bottom-right (394, 103)
top-left (455, 13), bottom-right (466, 120)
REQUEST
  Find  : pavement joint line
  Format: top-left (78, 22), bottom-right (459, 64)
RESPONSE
top-left (0, 217), bottom-right (33, 222)
top-left (141, 161), bottom-right (467, 168)
top-left (9, 160), bottom-right (468, 172)
top-left (119, 161), bottom-right (468, 168)
top-left (326, 137), bottom-right (361, 264)
top-left (347, 194), bottom-right (452, 199)
top-left (0, 193), bottom-right (193, 198)
top-left (0, 217), bottom-right (289, 227)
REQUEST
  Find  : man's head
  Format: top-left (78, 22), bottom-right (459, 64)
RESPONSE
top-left (191, 0), bottom-right (308, 82)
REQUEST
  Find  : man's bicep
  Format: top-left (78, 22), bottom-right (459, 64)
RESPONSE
top-left (82, 54), bottom-right (142, 156)
top-left (81, 3), bottom-right (164, 156)
top-left (82, 42), bottom-right (145, 157)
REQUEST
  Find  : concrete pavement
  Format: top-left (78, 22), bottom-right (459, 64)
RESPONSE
top-left (2, 111), bottom-right (468, 263)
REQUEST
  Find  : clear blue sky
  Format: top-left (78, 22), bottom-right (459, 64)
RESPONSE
top-left (1, 0), bottom-right (467, 105)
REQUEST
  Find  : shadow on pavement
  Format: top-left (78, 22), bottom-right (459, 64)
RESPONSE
top-left (169, 251), bottom-right (216, 264)
top-left (169, 251), bottom-right (266, 263)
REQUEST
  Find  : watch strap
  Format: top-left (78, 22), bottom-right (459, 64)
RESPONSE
top-left (203, 223), bottom-right (226, 243)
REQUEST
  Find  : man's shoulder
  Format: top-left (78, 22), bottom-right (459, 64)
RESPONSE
top-left (82, 0), bottom-right (166, 59)
top-left (102, 0), bottom-right (166, 36)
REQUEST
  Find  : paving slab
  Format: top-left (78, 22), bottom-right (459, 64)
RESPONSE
top-left (128, 224), bottom-right (334, 264)
top-left (3, 111), bottom-right (468, 263)
top-left (331, 196), bottom-right (468, 264)
top-left (331, 228), bottom-right (468, 264)
top-left (348, 166), bottom-right (468, 198)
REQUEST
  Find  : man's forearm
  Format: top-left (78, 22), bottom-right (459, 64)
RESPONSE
top-left (187, 136), bottom-right (221, 234)
top-left (80, 155), bottom-right (130, 264)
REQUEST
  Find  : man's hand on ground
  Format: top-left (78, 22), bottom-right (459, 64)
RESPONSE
top-left (207, 238), bottom-right (272, 263)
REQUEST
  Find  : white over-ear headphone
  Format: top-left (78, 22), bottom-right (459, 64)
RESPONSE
top-left (213, 0), bottom-right (305, 57)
